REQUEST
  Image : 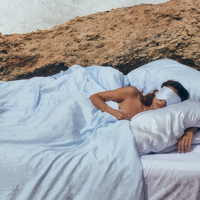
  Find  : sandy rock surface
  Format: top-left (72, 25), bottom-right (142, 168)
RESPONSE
top-left (0, 0), bottom-right (200, 81)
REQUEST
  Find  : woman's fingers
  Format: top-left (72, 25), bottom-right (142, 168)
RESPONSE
top-left (188, 139), bottom-right (192, 152)
top-left (119, 114), bottom-right (130, 120)
top-left (122, 113), bottom-right (131, 120)
top-left (178, 134), bottom-right (192, 153)
top-left (178, 136), bottom-right (186, 153)
top-left (178, 138), bottom-right (182, 153)
top-left (184, 139), bottom-right (188, 153)
top-left (187, 133), bottom-right (193, 152)
top-left (116, 110), bottom-right (130, 121)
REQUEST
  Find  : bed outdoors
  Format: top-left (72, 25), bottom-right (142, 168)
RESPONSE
top-left (0, 59), bottom-right (200, 200)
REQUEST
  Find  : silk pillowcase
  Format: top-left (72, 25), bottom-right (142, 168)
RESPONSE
top-left (130, 99), bottom-right (200, 156)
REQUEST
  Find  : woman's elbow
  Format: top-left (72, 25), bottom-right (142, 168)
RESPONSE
top-left (89, 94), bottom-right (97, 102)
top-left (89, 94), bottom-right (94, 101)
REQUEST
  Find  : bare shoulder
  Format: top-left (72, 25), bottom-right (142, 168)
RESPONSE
top-left (123, 86), bottom-right (141, 97)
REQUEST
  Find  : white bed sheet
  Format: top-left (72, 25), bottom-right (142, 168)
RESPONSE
top-left (141, 145), bottom-right (200, 200)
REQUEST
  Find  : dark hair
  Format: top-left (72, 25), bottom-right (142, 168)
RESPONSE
top-left (161, 80), bottom-right (189, 101)
top-left (140, 89), bottom-right (158, 107)
top-left (140, 80), bottom-right (189, 106)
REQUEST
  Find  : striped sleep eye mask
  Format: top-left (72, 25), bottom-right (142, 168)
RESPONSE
top-left (156, 86), bottom-right (181, 106)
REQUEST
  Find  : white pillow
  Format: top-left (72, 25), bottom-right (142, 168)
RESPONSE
top-left (159, 129), bottom-right (200, 154)
top-left (125, 59), bottom-right (200, 101)
top-left (130, 99), bottom-right (200, 155)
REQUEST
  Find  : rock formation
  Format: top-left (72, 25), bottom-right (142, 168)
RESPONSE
top-left (0, 0), bottom-right (200, 81)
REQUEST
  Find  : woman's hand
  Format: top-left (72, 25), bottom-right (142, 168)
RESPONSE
top-left (111, 109), bottom-right (131, 121)
top-left (177, 127), bottom-right (198, 153)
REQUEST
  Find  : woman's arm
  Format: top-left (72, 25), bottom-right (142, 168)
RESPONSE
top-left (178, 127), bottom-right (199, 153)
top-left (89, 86), bottom-right (138, 120)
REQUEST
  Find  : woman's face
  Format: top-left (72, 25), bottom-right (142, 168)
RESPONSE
top-left (151, 86), bottom-right (179, 110)
top-left (151, 94), bottom-right (166, 110)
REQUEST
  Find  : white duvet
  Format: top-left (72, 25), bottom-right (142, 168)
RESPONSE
top-left (0, 65), bottom-right (144, 200)
top-left (1, 59), bottom-right (200, 200)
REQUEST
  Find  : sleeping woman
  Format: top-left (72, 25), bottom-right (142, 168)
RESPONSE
top-left (90, 80), bottom-right (199, 154)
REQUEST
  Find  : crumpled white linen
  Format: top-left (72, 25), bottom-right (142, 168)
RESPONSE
top-left (0, 65), bottom-right (144, 200)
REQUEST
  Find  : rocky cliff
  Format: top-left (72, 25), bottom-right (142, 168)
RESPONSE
top-left (0, 0), bottom-right (200, 81)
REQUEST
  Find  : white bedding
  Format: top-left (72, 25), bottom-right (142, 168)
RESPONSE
top-left (0, 65), bottom-right (144, 200)
top-left (130, 99), bottom-right (200, 155)
top-left (1, 59), bottom-right (200, 200)
top-left (141, 145), bottom-right (200, 200)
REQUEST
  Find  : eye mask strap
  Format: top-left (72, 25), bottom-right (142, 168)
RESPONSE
top-left (156, 86), bottom-right (181, 106)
